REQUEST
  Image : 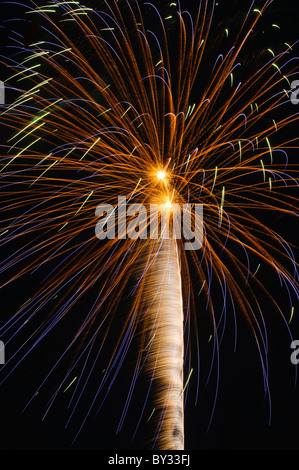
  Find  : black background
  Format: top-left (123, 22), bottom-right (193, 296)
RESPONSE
top-left (0, 0), bottom-right (298, 462)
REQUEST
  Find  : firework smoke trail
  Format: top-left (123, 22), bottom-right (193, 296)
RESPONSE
top-left (140, 238), bottom-right (184, 450)
top-left (0, 0), bottom-right (298, 450)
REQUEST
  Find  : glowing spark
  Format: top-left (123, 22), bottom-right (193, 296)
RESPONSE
top-left (211, 166), bottom-right (218, 193)
top-left (266, 137), bottom-right (273, 163)
top-left (0, 230), bottom-right (9, 237)
top-left (260, 159), bottom-right (266, 182)
top-left (239, 141), bottom-right (242, 162)
top-left (289, 307), bottom-right (295, 324)
top-left (63, 377), bottom-right (77, 393)
top-left (0, 0), bottom-right (298, 452)
top-left (219, 186), bottom-right (225, 227)
top-left (198, 280), bottom-right (206, 296)
top-left (157, 171), bottom-right (166, 180)
top-left (251, 264), bottom-right (261, 279)
top-left (80, 137), bottom-right (101, 160)
top-left (129, 178), bottom-right (142, 200)
top-left (75, 191), bottom-right (94, 215)
top-left (182, 368), bottom-right (193, 395)
top-left (272, 63), bottom-right (281, 74)
top-left (147, 408), bottom-right (156, 423)
top-left (58, 222), bottom-right (69, 232)
top-left (29, 160), bottom-right (57, 187)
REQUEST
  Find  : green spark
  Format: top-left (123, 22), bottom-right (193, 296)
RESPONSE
top-left (20, 298), bottom-right (32, 308)
top-left (80, 137), bottom-right (101, 160)
top-left (184, 154), bottom-right (191, 172)
top-left (121, 106), bottom-right (131, 119)
top-left (97, 107), bottom-right (111, 117)
top-left (289, 307), bottom-right (294, 324)
top-left (63, 377), bottom-right (77, 393)
top-left (272, 63), bottom-right (281, 74)
top-left (28, 41), bottom-right (46, 48)
top-left (260, 159), bottom-right (266, 182)
top-left (51, 47), bottom-right (73, 59)
top-left (211, 166), bottom-right (218, 193)
top-left (147, 408), bottom-right (156, 423)
top-left (0, 138), bottom-right (41, 173)
top-left (9, 121), bottom-right (46, 151)
top-left (10, 63), bottom-right (41, 81)
top-left (251, 264), bottom-right (261, 278)
top-left (29, 160), bottom-right (57, 187)
top-left (186, 103), bottom-right (196, 119)
top-left (129, 146), bottom-right (138, 158)
top-left (219, 186), bottom-right (225, 227)
top-left (198, 280), bottom-right (206, 296)
top-left (266, 137), bottom-right (273, 163)
top-left (182, 368), bottom-right (193, 395)
top-left (144, 333), bottom-right (155, 352)
top-left (26, 9), bottom-right (57, 13)
top-left (128, 178), bottom-right (142, 201)
top-left (230, 72), bottom-right (233, 87)
top-left (18, 72), bottom-right (40, 82)
top-left (239, 140), bottom-right (242, 161)
top-left (58, 222), bottom-right (69, 232)
top-left (75, 191), bottom-right (94, 215)
top-left (0, 96), bottom-right (32, 116)
top-left (213, 125), bottom-right (222, 134)
top-left (8, 112), bottom-right (49, 143)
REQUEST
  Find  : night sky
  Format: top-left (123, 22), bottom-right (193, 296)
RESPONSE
top-left (0, 0), bottom-right (298, 461)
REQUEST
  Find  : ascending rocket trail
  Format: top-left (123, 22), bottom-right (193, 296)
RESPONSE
top-left (0, 0), bottom-right (298, 451)
top-left (141, 238), bottom-right (184, 450)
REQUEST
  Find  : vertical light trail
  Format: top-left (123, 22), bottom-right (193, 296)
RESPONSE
top-left (142, 238), bottom-right (184, 450)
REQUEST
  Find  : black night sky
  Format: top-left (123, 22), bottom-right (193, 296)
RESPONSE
top-left (0, 0), bottom-right (298, 463)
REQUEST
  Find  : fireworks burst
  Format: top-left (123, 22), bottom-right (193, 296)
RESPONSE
top-left (0, 0), bottom-right (298, 450)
